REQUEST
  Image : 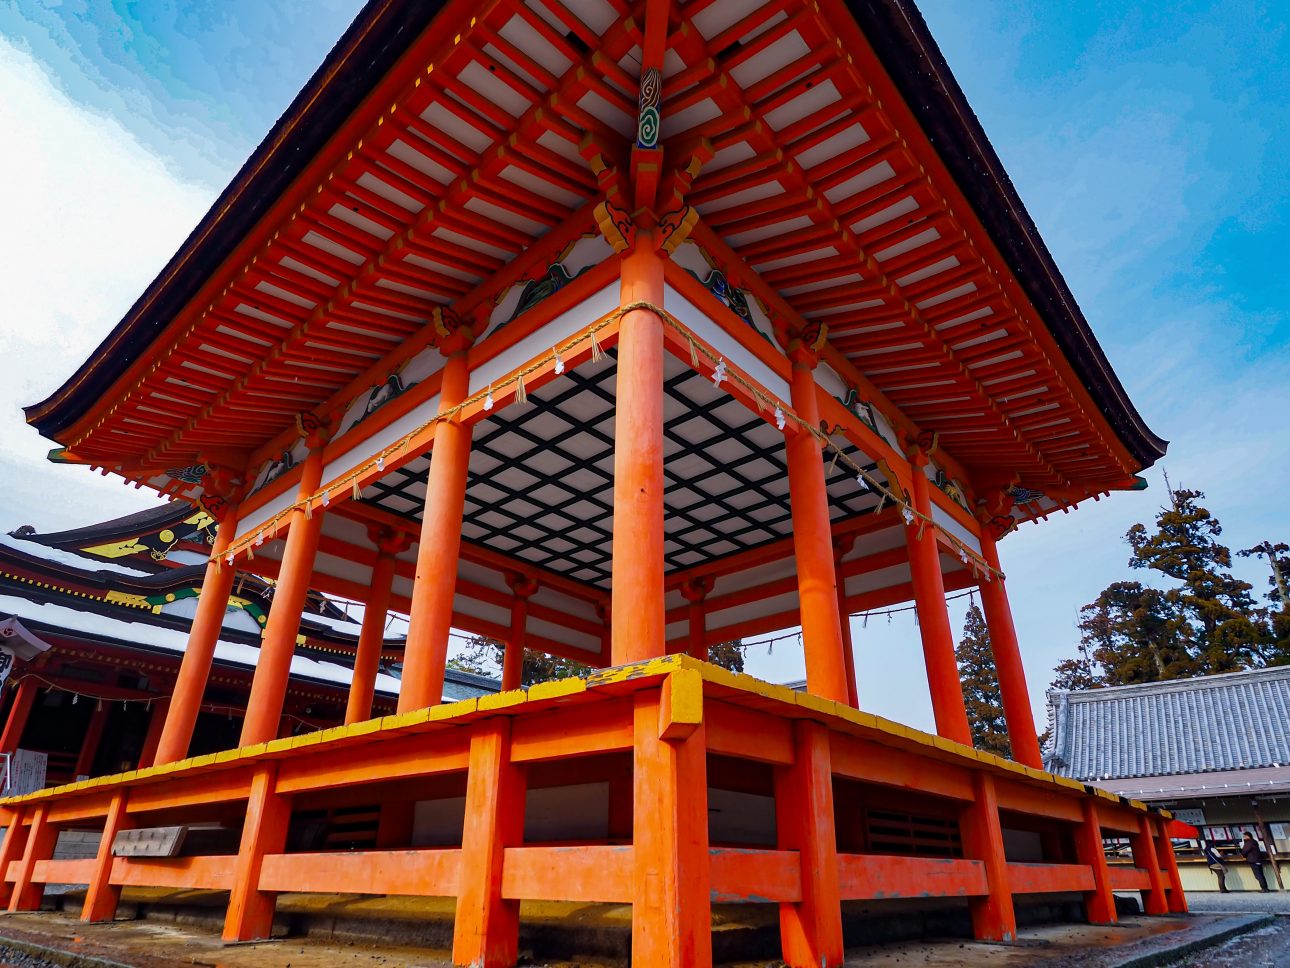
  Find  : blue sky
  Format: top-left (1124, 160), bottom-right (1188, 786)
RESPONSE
top-left (0, 1), bottom-right (1286, 732)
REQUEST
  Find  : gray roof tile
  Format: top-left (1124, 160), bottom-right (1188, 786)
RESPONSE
top-left (1044, 666), bottom-right (1290, 781)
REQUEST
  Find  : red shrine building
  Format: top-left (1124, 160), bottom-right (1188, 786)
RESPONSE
top-left (0, 504), bottom-right (497, 789)
top-left (3, 0), bottom-right (1182, 965)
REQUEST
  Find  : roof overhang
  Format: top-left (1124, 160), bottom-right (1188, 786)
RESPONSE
top-left (25, 0), bottom-right (1165, 501)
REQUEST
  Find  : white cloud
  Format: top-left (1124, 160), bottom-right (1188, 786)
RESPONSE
top-left (0, 37), bottom-right (213, 531)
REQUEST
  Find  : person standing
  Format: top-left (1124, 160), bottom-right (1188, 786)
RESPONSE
top-left (1201, 840), bottom-right (1229, 892)
top-left (1241, 831), bottom-right (1271, 892)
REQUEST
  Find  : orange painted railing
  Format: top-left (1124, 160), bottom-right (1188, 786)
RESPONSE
top-left (0, 657), bottom-right (1185, 967)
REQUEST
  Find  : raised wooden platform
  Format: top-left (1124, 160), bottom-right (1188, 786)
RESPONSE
top-left (0, 657), bottom-right (1185, 967)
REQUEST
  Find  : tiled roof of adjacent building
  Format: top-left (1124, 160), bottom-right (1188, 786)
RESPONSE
top-left (1044, 666), bottom-right (1290, 782)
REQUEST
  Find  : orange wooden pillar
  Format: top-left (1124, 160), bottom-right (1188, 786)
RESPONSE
top-left (241, 448), bottom-right (326, 746)
top-left (501, 576), bottom-right (537, 692)
top-left (904, 465), bottom-right (972, 744)
top-left (223, 763), bottom-right (291, 941)
top-left (136, 696), bottom-right (170, 770)
top-left (776, 720), bottom-right (843, 967)
top-left (0, 807), bottom-right (30, 908)
top-left (346, 528), bottom-right (405, 725)
top-left (154, 505), bottom-right (240, 765)
top-left (678, 577), bottom-right (712, 661)
top-left (81, 790), bottom-right (129, 922)
top-left (784, 352), bottom-right (849, 704)
top-left (1153, 816), bottom-right (1187, 913)
top-left (1129, 814), bottom-right (1168, 915)
top-left (959, 772), bottom-right (1016, 942)
top-left (632, 682), bottom-right (711, 967)
top-left (611, 236), bottom-right (667, 665)
top-left (74, 699), bottom-right (111, 778)
top-left (0, 679), bottom-right (38, 755)
top-left (452, 719), bottom-right (526, 967)
top-left (976, 526), bottom-right (1042, 768)
top-left (401, 348), bottom-right (472, 712)
top-left (833, 537), bottom-right (859, 708)
top-left (8, 803), bottom-right (57, 912)
top-left (1074, 798), bottom-right (1117, 925)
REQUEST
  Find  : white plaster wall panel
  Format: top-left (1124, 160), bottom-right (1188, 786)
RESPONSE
top-left (932, 503), bottom-right (981, 554)
top-left (663, 284), bottom-right (790, 403)
top-left (321, 390), bottom-right (442, 491)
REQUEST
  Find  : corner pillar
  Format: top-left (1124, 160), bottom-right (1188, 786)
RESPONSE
top-left (401, 346), bottom-right (473, 712)
top-left (1153, 815), bottom-right (1187, 913)
top-left (632, 681), bottom-right (711, 966)
top-left (611, 234), bottom-right (667, 665)
top-left (976, 523), bottom-right (1042, 768)
top-left (904, 460), bottom-right (972, 744)
top-left (785, 351), bottom-right (849, 704)
top-left (155, 500), bottom-right (241, 765)
top-left (241, 443), bottom-right (327, 746)
top-left (0, 808), bottom-right (30, 907)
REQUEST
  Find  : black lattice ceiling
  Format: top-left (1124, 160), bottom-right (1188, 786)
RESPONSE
top-left (360, 353), bottom-right (885, 589)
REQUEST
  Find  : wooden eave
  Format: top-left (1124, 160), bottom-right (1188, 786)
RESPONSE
top-left (26, 0), bottom-right (1164, 501)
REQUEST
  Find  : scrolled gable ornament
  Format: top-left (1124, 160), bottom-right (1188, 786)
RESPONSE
top-left (636, 67), bottom-right (661, 149)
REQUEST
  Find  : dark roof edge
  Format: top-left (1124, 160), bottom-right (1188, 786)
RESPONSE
top-left (1048, 664), bottom-right (1290, 702)
top-left (13, 502), bottom-right (195, 549)
top-left (25, 0), bottom-right (446, 440)
top-left (845, 0), bottom-right (1167, 470)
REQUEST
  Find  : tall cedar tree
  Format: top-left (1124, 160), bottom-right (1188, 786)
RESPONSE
top-left (1239, 541), bottom-right (1290, 666)
top-left (955, 604), bottom-right (1011, 757)
top-left (1054, 487), bottom-right (1267, 689)
top-left (448, 635), bottom-right (745, 685)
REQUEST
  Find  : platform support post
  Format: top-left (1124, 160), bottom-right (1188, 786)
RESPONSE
top-left (223, 764), bottom-right (290, 942)
top-left (347, 530), bottom-right (404, 724)
top-left (1074, 798), bottom-right (1117, 924)
top-left (785, 354), bottom-right (849, 704)
top-left (453, 719), bottom-right (526, 967)
top-left (976, 526), bottom-right (1042, 767)
top-left (0, 807), bottom-right (30, 907)
top-left (1153, 816), bottom-right (1187, 913)
top-left (501, 575), bottom-right (536, 692)
top-left (1129, 814), bottom-right (1168, 915)
top-left (776, 720), bottom-right (844, 967)
top-left (0, 679), bottom-right (38, 755)
top-left (401, 349), bottom-right (472, 712)
top-left (960, 772), bottom-right (1016, 942)
top-left (8, 803), bottom-right (56, 912)
top-left (241, 446), bottom-right (327, 746)
top-left (81, 790), bottom-right (129, 922)
top-left (611, 235), bottom-right (667, 666)
top-left (632, 683), bottom-right (711, 967)
top-left (677, 578), bottom-right (712, 660)
top-left (905, 464), bottom-right (972, 744)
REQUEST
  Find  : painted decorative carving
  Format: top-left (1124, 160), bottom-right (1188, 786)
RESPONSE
top-left (510, 263), bottom-right (575, 323)
top-left (636, 67), bottom-right (661, 149)
top-left (1007, 483), bottom-right (1045, 505)
top-left (799, 321), bottom-right (828, 353)
top-left (432, 305), bottom-right (464, 341)
top-left (933, 469), bottom-right (970, 511)
top-left (657, 205), bottom-right (699, 255)
top-left (294, 411), bottom-right (322, 440)
top-left (594, 200), bottom-right (634, 253)
top-left (165, 464), bottom-right (207, 485)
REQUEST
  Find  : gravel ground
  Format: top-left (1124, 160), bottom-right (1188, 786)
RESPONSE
top-left (1182, 890), bottom-right (1290, 915)
top-left (1164, 918), bottom-right (1290, 967)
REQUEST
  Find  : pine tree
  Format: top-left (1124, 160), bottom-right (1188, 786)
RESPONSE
top-left (955, 604), bottom-right (1010, 757)
top-left (1126, 488), bottom-right (1260, 673)
top-left (1050, 486), bottom-right (1266, 691)
top-left (1240, 541), bottom-right (1290, 666)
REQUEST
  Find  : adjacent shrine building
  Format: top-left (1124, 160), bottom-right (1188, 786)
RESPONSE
top-left (4, 1), bottom-right (1181, 965)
